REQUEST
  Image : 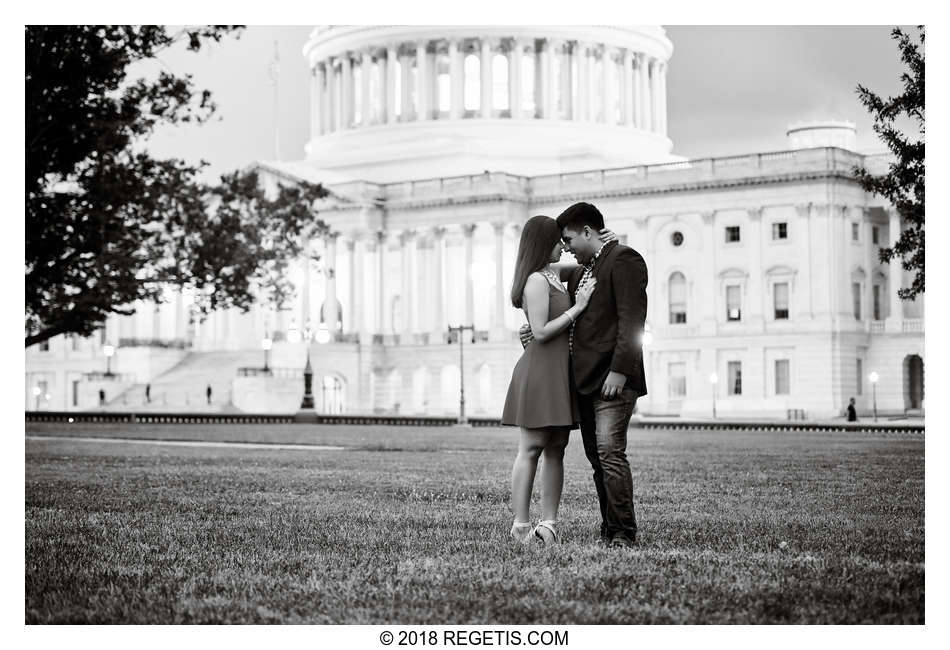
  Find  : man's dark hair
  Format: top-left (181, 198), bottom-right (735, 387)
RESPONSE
top-left (556, 201), bottom-right (605, 232)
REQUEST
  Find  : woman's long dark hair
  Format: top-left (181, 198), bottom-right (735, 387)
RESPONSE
top-left (511, 215), bottom-right (561, 309)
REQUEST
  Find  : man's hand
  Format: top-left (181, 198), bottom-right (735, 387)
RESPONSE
top-left (519, 323), bottom-right (534, 349)
top-left (601, 371), bottom-right (627, 401)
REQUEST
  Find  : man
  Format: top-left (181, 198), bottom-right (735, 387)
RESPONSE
top-left (521, 202), bottom-right (648, 547)
top-left (847, 397), bottom-right (857, 422)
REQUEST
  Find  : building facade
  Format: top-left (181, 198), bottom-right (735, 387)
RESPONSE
top-left (26, 26), bottom-right (924, 419)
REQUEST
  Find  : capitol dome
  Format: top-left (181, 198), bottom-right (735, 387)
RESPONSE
top-left (295, 25), bottom-right (677, 183)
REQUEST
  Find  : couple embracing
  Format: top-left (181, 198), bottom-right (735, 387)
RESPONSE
top-left (502, 202), bottom-right (648, 548)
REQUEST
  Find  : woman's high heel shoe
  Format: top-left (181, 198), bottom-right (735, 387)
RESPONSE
top-left (534, 520), bottom-right (559, 546)
top-left (510, 521), bottom-right (534, 544)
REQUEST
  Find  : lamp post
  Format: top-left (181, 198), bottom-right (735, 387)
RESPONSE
top-left (32, 385), bottom-right (41, 411)
top-left (300, 320), bottom-right (315, 410)
top-left (869, 371), bottom-right (880, 422)
top-left (709, 372), bottom-right (719, 419)
top-left (261, 334), bottom-right (272, 373)
top-left (103, 344), bottom-right (115, 377)
top-left (448, 324), bottom-right (476, 425)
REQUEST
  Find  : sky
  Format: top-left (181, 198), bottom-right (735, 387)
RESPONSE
top-left (136, 25), bottom-right (917, 183)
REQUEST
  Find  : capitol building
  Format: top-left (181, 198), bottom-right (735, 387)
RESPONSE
top-left (26, 25), bottom-right (925, 420)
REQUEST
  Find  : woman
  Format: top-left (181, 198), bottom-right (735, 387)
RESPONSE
top-left (501, 215), bottom-right (612, 546)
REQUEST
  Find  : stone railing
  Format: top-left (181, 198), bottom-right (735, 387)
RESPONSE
top-left (870, 320), bottom-right (886, 334)
top-left (118, 338), bottom-right (191, 349)
top-left (902, 319), bottom-right (924, 333)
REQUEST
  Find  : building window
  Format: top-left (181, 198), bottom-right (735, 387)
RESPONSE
top-left (775, 359), bottom-right (790, 395)
top-left (852, 222), bottom-right (860, 241)
top-left (671, 231), bottom-right (684, 247)
top-left (856, 359), bottom-right (863, 395)
top-left (852, 282), bottom-right (862, 320)
top-left (726, 285), bottom-right (742, 321)
top-left (725, 226), bottom-right (741, 243)
top-left (39, 339), bottom-right (50, 352)
top-left (872, 284), bottom-right (882, 320)
top-left (872, 226), bottom-right (879, 245)
top-left (771, 222), bottom-right (788, 240)
top-left (668, 362), bottom-right (686, 399)
top-left (72, 379), bottom-right (80, 407)
top-left (669, 272), bottom-right (687, 324)
top-left (773, 282), bottom-right (790, 320)
top-left (728, 361), bottom-right (742, 395)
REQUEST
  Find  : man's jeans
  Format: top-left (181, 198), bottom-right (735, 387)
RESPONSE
top-left (578, 387), bottom-right (638, 543)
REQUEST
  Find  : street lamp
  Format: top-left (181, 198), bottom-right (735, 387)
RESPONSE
top-left (300, 320), bottom-right (315, 410)
top-left (103, 344), bottom-right (115, 376)
top-left (709, 372), bottom-right (719, 419)
top-left (448, 324), bottom-right (476, 425)
top-left (869, 371), bottom-right (880, 422)
top-left (32, 385), bottom-right (41, 411)
top-left (261, 334), bottom-right (272, 373)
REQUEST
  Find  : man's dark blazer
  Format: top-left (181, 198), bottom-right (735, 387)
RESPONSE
top-left (566, 240), bottom-right (649, 397)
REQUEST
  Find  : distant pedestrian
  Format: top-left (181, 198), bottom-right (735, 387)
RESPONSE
top-left (98, 388), bottom-right (105, 407)
top-left (145, 383), bottom-right (151, 403)
top-left (206, 384), bottom-right (212, 405)
top-left (847, 397), bottom-right (857, 422)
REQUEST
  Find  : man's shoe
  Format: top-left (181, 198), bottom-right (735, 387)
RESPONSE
top-left (607, 534), bottom-right (637, 549)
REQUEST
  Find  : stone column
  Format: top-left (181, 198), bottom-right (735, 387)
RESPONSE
top-left (462, 224), bottom-right (476, 325)
top-left (360, 51), bottom-right (373, 126)
top-left (863, 208), bottom-right (874, 322)
top-left (302, 246), bottom-right (312, 328)
top-left (324, 232), bottom-right (339, 333)
top-left (340, 53), bottom-right (352, 129)
top-left (375, 231), bottom-right (387, 334)
top-left (347, 236), bottom-right (363, 335)
top-left (573, 42), bottom-right (585, 122)
top-left (430, 227), bottom-right (446, 337)
top-left (490, 222), bottom-right (507, 341)
top-left (509, 39), bottom-right (523, 119)
top-left (541, 39), bottom-right (555, 119)
top-left (480, 37), bottom-right (493, 118)
top-left (795, 203), bottom-right (814, 319)
top-left (658, 62), bottom-right (668, 135)
top-left (747, 207), bottom-right (764, 329)
top-left (449, 39), bottom-right (463, 119)
top-left (326, 58), bottom-right (337, 132)
top-left (400, 230), bottom-right (415, 337)
top-left (700, 210), bottom-right (717, 335)
top-left (386, 45), bottom-right (398, 125)
top-left (623, 49), bottom-right (634, 126)
top-left (399, 50), bottom-right (412, 120)
top-left (587, 45), bottom-right (597, 122)
top-left (559, 41), bottom-right (572, 120)
top-left (603, 47), bottom-right (615, 125)
top-left (886, 208), bottom-right (903, 326)
top-left (416, 40), bottom-right (430, 121)
top-left (377, 49), bottom-right (388, 123)
top-left (639, 55), bottom-right (651, 131)
top-left (312, 65), bottom-right (324, 137)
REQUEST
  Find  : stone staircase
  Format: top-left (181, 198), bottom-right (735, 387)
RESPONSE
top-left (103, 350), bottom-right (264, 412)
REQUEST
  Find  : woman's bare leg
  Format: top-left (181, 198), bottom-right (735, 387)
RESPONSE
top-left (540, 427), bottom-right (570, 522)
top-left (511, 427), bottom-right (548, 523)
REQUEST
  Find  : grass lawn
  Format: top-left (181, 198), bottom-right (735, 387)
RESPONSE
top-left (25, 423), bottom-right (924, 624)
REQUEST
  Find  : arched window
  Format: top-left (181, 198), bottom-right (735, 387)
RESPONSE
top-left (387, 368), bottom-right (401, 412)
top-left (464, 53), bottom-right (480, 113)
top-left (411, 366), bottom-right (428, 413)
top-left (321, 375), bottom-right (344, 414)
top-left (669, 272), bottom-right (687, 324)
top-left (441, 365), bottom-right (460, 416)
top-left (492, 53), bottom-right (509, 112)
